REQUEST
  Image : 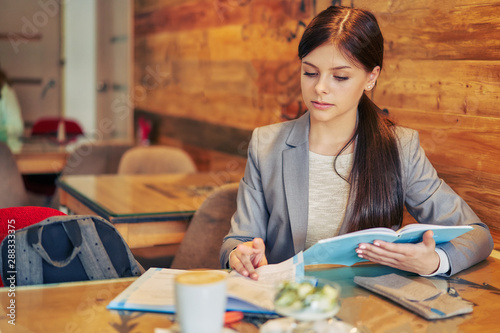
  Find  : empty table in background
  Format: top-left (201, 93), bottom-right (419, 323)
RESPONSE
top-left (56, 172), bottom-right (243, 249)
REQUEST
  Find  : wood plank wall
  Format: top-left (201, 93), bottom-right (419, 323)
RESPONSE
top-left (133, 0), bottom-right (500, 243)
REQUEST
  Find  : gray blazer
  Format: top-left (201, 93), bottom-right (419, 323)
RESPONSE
top-left (220, 112), bottom-right (493, 275)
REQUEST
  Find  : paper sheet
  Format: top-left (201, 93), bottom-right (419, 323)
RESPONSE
top-left (226, 252), bottom-right (305, 311)
top-left (108, 252), bottom-right (305, 314)
top-left (124, 269), bottom-right (185, 306)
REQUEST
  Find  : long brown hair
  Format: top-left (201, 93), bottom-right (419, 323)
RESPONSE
top-left (298, 6), bottom-right (404, 231)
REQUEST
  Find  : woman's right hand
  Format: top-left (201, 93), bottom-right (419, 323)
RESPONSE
top-left (229, 237), bottom-right (268, 280)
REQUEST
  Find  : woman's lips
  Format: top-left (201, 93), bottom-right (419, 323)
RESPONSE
top-left (311, 101), bottom-right (334, 110)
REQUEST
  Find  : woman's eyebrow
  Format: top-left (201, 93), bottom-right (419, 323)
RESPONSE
top-left (301, 61), bottom-right (352, 70)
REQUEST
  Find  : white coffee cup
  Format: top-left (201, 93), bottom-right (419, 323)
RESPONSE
top-left (174, 270), bottom-right (228, 333)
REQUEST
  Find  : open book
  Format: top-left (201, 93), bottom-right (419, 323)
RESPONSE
top-left (107, 252), bottom-right (304, 315)
top-left (303, 224), bottom-right (473, 266)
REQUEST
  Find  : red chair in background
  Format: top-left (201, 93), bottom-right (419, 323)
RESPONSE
top-left (26, 117), bottom-right (84, 198)
top-left (0, 206), bottom-right (67, 286)
top-left (31, 117), bottom-right (84, 142)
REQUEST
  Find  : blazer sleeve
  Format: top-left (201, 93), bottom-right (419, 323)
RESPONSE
top-left (402, 129), bottom-right (494, 275)
top-left (219, 128), bottom-right (270, 268)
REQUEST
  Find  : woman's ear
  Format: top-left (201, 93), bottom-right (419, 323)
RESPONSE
top-left (370, 66), bottom-right (380, 81)
top-left (366, 66), bottom-right (380, 91)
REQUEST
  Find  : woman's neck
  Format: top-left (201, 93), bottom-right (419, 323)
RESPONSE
top-left (309, 116), bottom-right (357, 156)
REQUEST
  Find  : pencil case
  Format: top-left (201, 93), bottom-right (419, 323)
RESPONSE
top-left (354, 273), bottom-right (473, 320)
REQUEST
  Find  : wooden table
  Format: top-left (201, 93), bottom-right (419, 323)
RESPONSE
top-left (10, 139), bottom-right (69, 175)
top-left (309, 253), bottom-right (500, 333)
top-left (57, 172), bottom-right (242, 249)
top-left (1, 255), bottom-right (499, 332)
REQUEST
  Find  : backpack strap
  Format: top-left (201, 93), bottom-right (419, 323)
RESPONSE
top-left (27, 219), bottom-right (82, 267)
top-left (76, 216), bottom-right (119, 280)
top-left (78, 216), bottom-right (142, 277)
top-left (127, 246), bottom-right (143, 276)
top-left (16, 230), bottom-right (43, 285)
top-left (16, 216), bottom-right (86, 285)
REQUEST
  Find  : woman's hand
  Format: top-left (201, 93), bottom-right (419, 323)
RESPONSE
top-left (356, 230), bottom-right (440, 275)
top-left (229, 238), bottom-right (268, 280)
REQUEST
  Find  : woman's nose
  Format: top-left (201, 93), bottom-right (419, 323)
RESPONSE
top-left (314, 76), bottom-right (328, 95)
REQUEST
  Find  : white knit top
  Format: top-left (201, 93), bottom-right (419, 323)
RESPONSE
top-left (306, 151), bottom-right (353, 249)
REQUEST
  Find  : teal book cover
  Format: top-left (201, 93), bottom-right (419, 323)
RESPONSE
top-left (303, 224), bottom-right (473, 266)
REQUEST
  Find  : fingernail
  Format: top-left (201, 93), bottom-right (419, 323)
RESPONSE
top-left (359, 245), bottom-right (366, 249)
top-left (358, 254), bottom-right (364, 258)
top-left (374, 242), bottom-right (380, 246)
top-left (356, 249), bottom-right (362, 254)
top-left (250, 273), bottom-right (258, 280)
top-left (242, 270), bottom-right (249, 277)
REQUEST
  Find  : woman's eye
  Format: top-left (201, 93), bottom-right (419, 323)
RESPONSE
top-left (334, 76), bottom-right (349, 81)
top-left (303, 72), bottom-right (317, 77)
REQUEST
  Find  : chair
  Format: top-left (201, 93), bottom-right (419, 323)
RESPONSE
top-left (0, 206), bottom-right (67, 244)
top-left (24, 117), bottom-right (84, 198)
top-left (117, 146), bottom-right (197, 175)
top-left (31, 117), bottom-right (84, 141)
top-left (170, 182), bottom-right (239, 269)
top-left (50, 141), bottom-right (134, 208)
top-left (0, 206), bottom-right (67, 286)
top-left (62, 141), bottom-right (134, 176)
top-left (0, 142), bottom-right (30, 208)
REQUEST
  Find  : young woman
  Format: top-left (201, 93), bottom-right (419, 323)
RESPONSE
top-left (220, 5), bottom-right (493, 280)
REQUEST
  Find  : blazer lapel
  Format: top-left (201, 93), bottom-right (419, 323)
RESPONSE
top-left (283, 114), bottom-right (310, 253)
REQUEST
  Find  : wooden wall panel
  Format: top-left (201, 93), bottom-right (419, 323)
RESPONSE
top-left (356, 2), bottom-right (500, 60)
top-left (133, 0), bottom-right (333, 131)
top-left (389, 108), bottom-right (500, 173)
top-left (376, 60), bottom-right (499, 117)
top-left (134, 0), bottom-right (500, 237)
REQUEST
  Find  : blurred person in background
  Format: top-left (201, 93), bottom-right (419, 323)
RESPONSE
top-left (0, 67), bottom-right (24, 143)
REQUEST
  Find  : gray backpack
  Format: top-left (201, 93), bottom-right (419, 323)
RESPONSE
top-left (1, 215), bottom-right (143, 286)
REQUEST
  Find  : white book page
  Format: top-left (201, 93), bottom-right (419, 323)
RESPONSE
top-left (398, 223), bottom-right (462, 232)
top-left (226, 252), bottom-right (304, 310)
top-left (124, 269), bottom-right (185, 306)
top-left (318, 226), bottom-right (396, 244)
top-left (398, 223), bottom-right (432, 233)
